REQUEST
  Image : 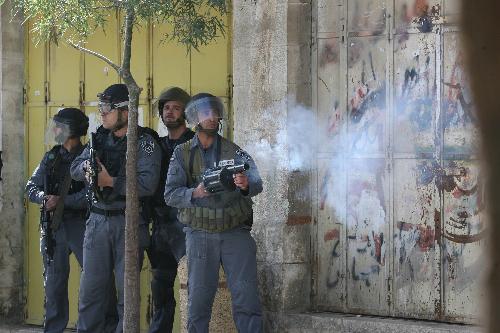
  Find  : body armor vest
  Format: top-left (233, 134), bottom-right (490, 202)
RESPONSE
top-left (94, 126), bottom-right (127, 203)
top-left (46, 145), bottom-right (85, 205)
top-left (177, 136), bottom-right (253, 232)
top-left (154, 129), bottom-right (195, 211)
top-left (93, 126), bottom-right (158, 209)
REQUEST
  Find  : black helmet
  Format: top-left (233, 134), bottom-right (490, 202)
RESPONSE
top-left (157, 87), bottom-right (190, 116)
top-left (53, 108), bottom-right (89, 136)
top-left (98, 84), bottom-right (129, 109)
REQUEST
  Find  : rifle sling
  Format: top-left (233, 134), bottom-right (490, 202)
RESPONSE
top-left (50, 169), bottom-right (73, 232)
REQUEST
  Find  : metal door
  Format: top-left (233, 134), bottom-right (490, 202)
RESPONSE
top-left (25, 11), bottom-right (232, 331)
top-left (314, 0), bottom-right (484, 323)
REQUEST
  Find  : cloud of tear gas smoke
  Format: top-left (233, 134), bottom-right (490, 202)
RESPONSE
top-left (243, 99), bottom-right (330, 172)
top-left (242, 98), bottom-right (388, 232)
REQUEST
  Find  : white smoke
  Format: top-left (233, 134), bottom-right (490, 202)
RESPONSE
top-left (244, 98), bottom-right (329, 172)
top-left (243, 97), bottom-right (387, 232)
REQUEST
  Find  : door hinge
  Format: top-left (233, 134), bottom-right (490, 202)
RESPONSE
top-left (227, 74), bottom-right (233, 99)
top-left (44, 81), bottom-right (50, 104)
top-left (23, 84), bottom-right (27, 105)
top-left (147, 77), bottom-right (153, 103)
top-left (79, 80), bottom-right (85, 106)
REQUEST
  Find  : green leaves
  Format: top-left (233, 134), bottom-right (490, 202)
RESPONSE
top-left (12, 0), bottom-right (228, 52)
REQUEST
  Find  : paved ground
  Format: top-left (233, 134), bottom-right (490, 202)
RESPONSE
top-left (284, 313), bottom-right (483, 333)
top-left (0, 325), bottom-right (74, 333)
top-left (0, 313), bottom-right (484, 332)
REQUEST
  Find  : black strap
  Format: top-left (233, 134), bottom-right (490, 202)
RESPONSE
top-left (90, 206), bottom-right (125, 216)
top-left (47, 146), bottom-right (62, 179)
top-left (215, 135), bottom-right (221, 167)
top-left (51, 169), bottom-right (73, 231)
top-left (188, 146), bottom-right (196, 185)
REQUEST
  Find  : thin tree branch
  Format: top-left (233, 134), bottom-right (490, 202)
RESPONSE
top-left (91, 5), bottom-right (117, 10)
top-left (67, 40), bottom-right (120, 72)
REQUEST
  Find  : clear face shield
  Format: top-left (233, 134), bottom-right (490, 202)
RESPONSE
top-left (185, 97), bottom-right (225, 128)
top-left (45, 119), bottom-right (72, 145)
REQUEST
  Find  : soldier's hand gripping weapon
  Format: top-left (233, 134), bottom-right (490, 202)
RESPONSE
top-left (202, 163), bottom-right (249, 193)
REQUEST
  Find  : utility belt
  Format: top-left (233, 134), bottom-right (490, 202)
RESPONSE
top-left (90, 204), bottom-right (144, 217)
top-left (90, 206), bottom-right (126, 217)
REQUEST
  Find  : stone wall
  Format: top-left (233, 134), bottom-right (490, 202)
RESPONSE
top-left (0, 0), bottom-right (25, 323)
top-left (232, 0), bottom-right (313, 330)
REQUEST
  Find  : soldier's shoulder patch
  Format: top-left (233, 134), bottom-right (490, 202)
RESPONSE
top-left (141, 140), bottom-right (155, 156)
top-left (235, 149), bottom-right (251, 162)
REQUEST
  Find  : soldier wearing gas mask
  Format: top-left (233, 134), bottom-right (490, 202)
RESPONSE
top-left (70, 84), bottom-right (161, 333)
top-left (147, 87), bottom-right (194, 333)
top-left (164, 93), bottom-right (264, 333)
top-left (25, 108), bottom-right (89, 333)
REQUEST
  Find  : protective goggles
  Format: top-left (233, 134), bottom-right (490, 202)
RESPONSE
top-left (98, 101), bottom-right (129, 115)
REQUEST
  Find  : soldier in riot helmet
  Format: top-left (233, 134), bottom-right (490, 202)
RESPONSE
top-left (164, 93), bottom-right (264, 332)
top-left (70, 84), bottom-right (161, 333)
top-left (147, 87), bottom-right (194, 333)
top-left (25, 108), bottom-right (89, 333)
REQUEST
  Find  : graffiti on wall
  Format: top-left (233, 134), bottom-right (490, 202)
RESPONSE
top-left (394, 161), bottom-right (439, 287)
top-left (348, 37), bottom-right (386, 154)
top-left (396, 0), bottom-right (441, 47)
top-left (348, 0), bottom-right (387, 35)
top-left (315, 0), bottom-right (484, 321)
top-left (443, 35), bottom-right (479, 153)
top-left (347, 159), bottom-right (387, 293)
top-left (394, 33), bottom-right (437, 154)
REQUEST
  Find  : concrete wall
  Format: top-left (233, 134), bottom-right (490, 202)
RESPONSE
top-left (232, 0), bottom-right (313, 330)
top-left (0, 0), bottom-right (25, 324)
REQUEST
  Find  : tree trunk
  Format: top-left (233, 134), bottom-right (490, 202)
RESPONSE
top-left (122, 8), bottom-right (141, 333)
top-left (124, 84), bottom-right (141, 333)
top-left (461, 1), bottom-right (500, 332)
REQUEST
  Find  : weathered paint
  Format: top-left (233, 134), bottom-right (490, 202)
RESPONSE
top-left (24, 11), bottom-right (232, 331)
top-left (314, 0), bottom-right (484, 324)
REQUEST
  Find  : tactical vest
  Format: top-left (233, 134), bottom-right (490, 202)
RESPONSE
top-left (93, 126), bottom-right (127, 203)
top-left (46, 145), bottom-right (85, 201)
top-left (93, 125), bottom-right (160, 213)
top-left (154, 129), bottom-right (195, 210)
top-left (177, 136), bottom-right (253, 232)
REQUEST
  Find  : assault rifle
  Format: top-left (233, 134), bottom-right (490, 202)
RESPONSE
top-left (86, 132), bottom-right (100, 207)
top-left (202, 162), bottom-right (249, 193)
top-left (40, 174), bottom-right (56, 263)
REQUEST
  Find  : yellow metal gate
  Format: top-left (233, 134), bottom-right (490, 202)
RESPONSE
top-left (24, 11), bottom-right (231, 331)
